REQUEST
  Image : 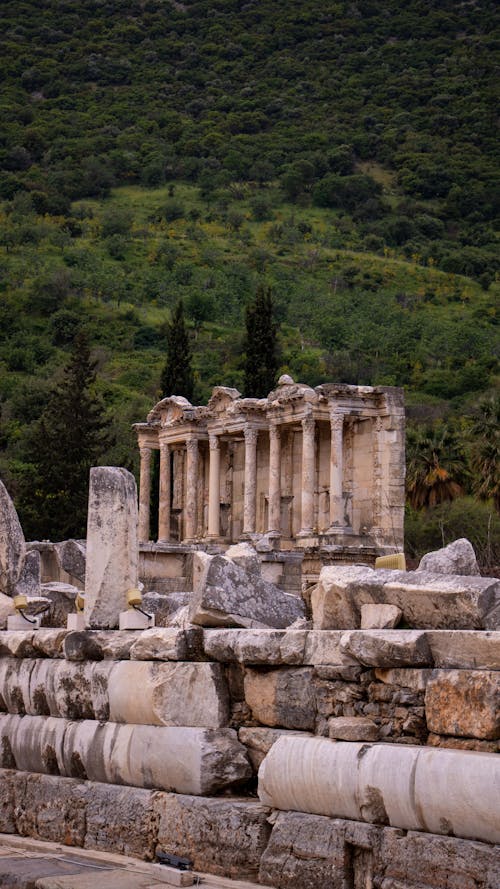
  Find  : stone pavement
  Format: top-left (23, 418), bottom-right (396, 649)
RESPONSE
top-left (0, 834), bottom-right (271, 889)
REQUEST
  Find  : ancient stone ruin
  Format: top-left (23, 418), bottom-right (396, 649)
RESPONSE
top-left (0, 386), bottom-right (498, 887)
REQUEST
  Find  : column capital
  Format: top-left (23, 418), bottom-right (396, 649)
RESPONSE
top-left (209, 433), bottom-right (220, 451)
top-left (269, 423), bottom-right (281, 442)
top-left (301, 415), bottom-right (315, 435)
top-left (139, 443), bottom-right (152, 458)
top-left (329, 409), bottom-right (345, 434)
top-left (186, 437), bottom-right (199, 455)
top-left (244, 425), bottom-right (259, 446)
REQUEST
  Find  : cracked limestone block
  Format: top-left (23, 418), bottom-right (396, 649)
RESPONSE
top-left (244, 667), bottom-right (316, 730)
top-left (156, 794), bottom-right (272, 880)
top-left (417, 537), bottom-right (480, 576)
top-left (0, 478), bottom-right (25, 598)
top-left (203, 628), bottom-right (307, 665)
top-left (340, 630), bottom-right (432, 668)
top-left (0, 714), bottom-right (251, 794)
top-left (107, 660), bottom-right (230, 727)
top-left (189, 552), bottom-right (305, 629)
top-left (14, 549), bottom-right (41, 599)
top-left (311, 565), bottom-right (391, 629)
top-left (84, 467), bottom-right (139, 629)
top-left (425, 630), bottom-right (500, 670)
top-left (55, 539), bottom-right (86, 583)
top-left (425, 669), bottom-right (500, 740)
top-left (129, 626), bottom-right (203, 661)
top-left (360, 603), bottom-right (402, 629)
top-left (328, 716), bottom-right (379, 741)
top-left (239, 726), bottom-right (315, 771)
top-left (63, 630), bottom-right (141, 661)
top-left (258, 735), bottom-right (500, 844)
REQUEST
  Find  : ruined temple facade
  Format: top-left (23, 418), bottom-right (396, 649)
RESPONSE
top-left (133, 376), bottom-right (405, 557)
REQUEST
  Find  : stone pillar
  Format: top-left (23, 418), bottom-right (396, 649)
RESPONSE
top-left (299, 416), bottom-right (315, 535)
top-left (329, 410), bottom-right (345, 528)
top-left (372, 415), bottom-right (383, 536)
top-left (243, 426), bottom-right (258, 536)
top-left (138, 445), bottom-right (152, 543)
top-left (184, 438), bottom-right (199, 541)
top-left (268, 424), bottom-right (281, 534)
top-left (207, 433), bottom-right (221, 538)
top-left (158, 439), bottom-right (171, 543)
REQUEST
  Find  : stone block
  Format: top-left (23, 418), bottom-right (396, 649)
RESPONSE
top-left (40, 582), bottom-right (79, 626)
top-left (63, 630), bottom-right (141, 661)
top-left (141, 591), bottom-right (190, 626)
top-left (258, 735), bottom-right (500, 844)
top-left (244, 667), bottom-right (316, 730)
top-left (118, 609), bottom-right (154, 630)
top-left (189, 552), bottom-right (305, 629)
top-left (239, 726), bottom-right (313, 771)
top-left (55, 538), bottom-right (87, 583)
top-left (417, 537), bottom-right (480, 576)
top-left (360, 603), bottom-right (402, 629)
top-left (425, 669), bottom-right (500, 740)
top-left (84, 467), bottom-right (139, 629)
top-left (15, 549), bottom-right (41, 598)
top-left (425, 630), bottom-right (500, 670)
top-left (374, 668), bottom-right (431, 691)
top-left (0, 715), bottom-right (251, 794)
top-left (0, 478), bottom-right (25, 598)
top-left (156, 794), bottom-right (272, 880)
top-left (328, 716), bottom-right (379, 741)
top-left (129, 627), bottom-right (203, 661)
top-left (311, 565), bottom-right (500, 630)
top-left (0, 592), bottom-right (15, 628)
top-left (340, 630), bottom-right (432, 668)
top-left (202, 628), bottom-right (307, 665)
top-left (303, 630), bottom-right (352, 666)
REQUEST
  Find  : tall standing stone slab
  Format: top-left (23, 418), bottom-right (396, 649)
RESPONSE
top-left (0, 478), bottom-right (26, 597)
top-left (84, 467), bottom-right (138, 629)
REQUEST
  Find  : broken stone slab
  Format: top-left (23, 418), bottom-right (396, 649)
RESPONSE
top-left (0, 478), bottom-right (25, 597)
top-left (258, 735), bottom-right (500, 844)
top-left (328, 716), bottom-right (379, 741)
top-left (14, 549), bottom-right (41, 599)
top-left (129, 626), bottom-right (203, 661)
top-left (303, 630), bottom-right (357, 667)
top-left (55, 538), bottom-right (86, 583)
top-left (425, 669), bottom-right (500, 740)
top-left (141, 591), bottom-right (190, 626)
top-left (239, 727), bottom-right (314, 771)
top-left (63, 630), bottom-right (141, 661)
top-left (40, 582), bottom-right (79, 626)
top-left (417, 537), bottom-right (480, 576)
top-left (225, 541), bottom-right (262, 576)
top-left (0, 714), bottom-right (251, 794)
top-left (244, 667), bottom-right (316, 730)
top-left (189, 552), bottom-right (306, 629)
top-left (202, 629), bottom-right (307, 665)
top-left (312, 564), bottom-right (500, 630)
top-left (0, 658), bottom-right (230, 728)
top-left (425, 630), bottom-right (500, 670)
top-left (156, 793), bottom-right (272, 880)
top-left (360, 603), bottom-right (402, 629)
top-left (340, 630), bottom-right (433, 668)
top-left (84, 467), bottom-right (139, 629)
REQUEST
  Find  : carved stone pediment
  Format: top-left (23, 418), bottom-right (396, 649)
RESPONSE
top-left (207, 387), bottom-right (241, 415)
top-left (268, 375), bottom-right (317, 406)
top-left (147, 395), bottom-right (192, 426)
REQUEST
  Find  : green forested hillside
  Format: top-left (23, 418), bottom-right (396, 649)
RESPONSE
top-left (0, 0), bottom-right (498, 550)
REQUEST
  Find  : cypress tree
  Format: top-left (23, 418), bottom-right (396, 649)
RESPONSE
top-left (243, 285), bottom-right (278, 397)
top-left (17, 332), bottom-right (112, 540)
top-left (160, 299), bottom-right (194, 400)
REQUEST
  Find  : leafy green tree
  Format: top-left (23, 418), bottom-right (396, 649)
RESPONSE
top-left (470, 396), bottom-right (500, 512)
top-left (16, 332), bottom-right (112, 539)
top-left (406, 424), bottom-right (467, 511)
top-left (160, 299), bottom-right (194, 401)
top-left (243, 285), bottom-right (279, 397)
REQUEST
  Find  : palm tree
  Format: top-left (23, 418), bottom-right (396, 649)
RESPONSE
top-left (470, 396), bottom-right (500, 512)
top-left (406, 423), bottom-right (467, 510)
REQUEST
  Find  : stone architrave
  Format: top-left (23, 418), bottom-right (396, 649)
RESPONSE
top-left (0, 478), bottom-right (26, 597)
top-left (84, 467), bottom-right (139, 629)
top-left (417, 538), bottom-right (480, 576)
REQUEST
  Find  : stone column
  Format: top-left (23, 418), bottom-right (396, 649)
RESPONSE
top-left (372, 415), bottom-right (383, 536)
top-left (243, 426), bottom-right (258, 536)
top-left (184, 438), bottom-right (199, 541)
top-left (267, 424), bottom-right (281, 534)
top-left (299, 416), bottom-right (315, 535)
top-left (329, 410), bottom-right (345, 528)
top-left (207, 433), bottom-right (221, 538)
top-left (138, 445), bottom-right (152, 543)
top-left (158, 439), bottom-right (171, 543)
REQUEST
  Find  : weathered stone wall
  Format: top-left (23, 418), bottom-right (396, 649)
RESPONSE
top-left (0, 625), bottom-right (498, 887)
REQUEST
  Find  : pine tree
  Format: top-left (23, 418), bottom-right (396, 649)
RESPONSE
top-left (243, 285), bottom-right (278, 397)
top-left (160, 299), bottom-right (194, 400)
top-left (17, 332), bottom-right (112, 540)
